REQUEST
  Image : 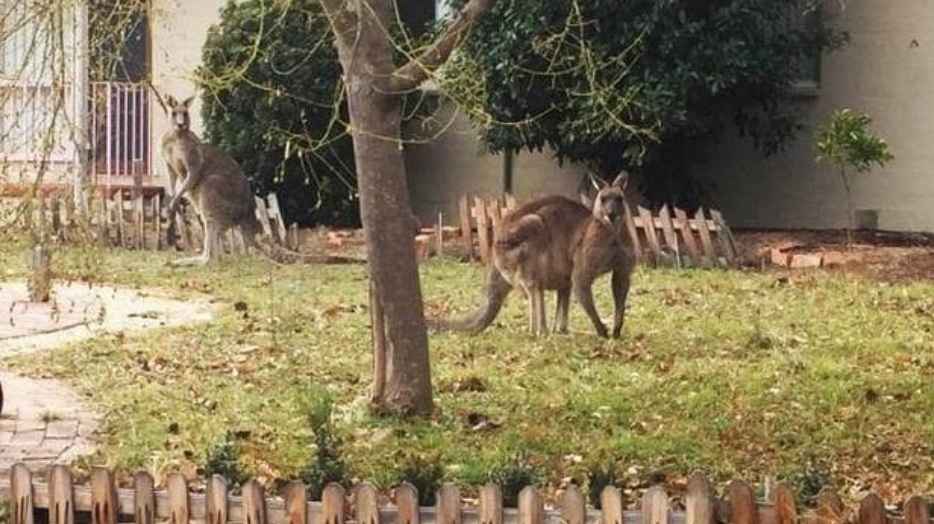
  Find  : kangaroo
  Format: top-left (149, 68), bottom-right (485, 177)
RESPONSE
top-left (429, 172), bottom-right (635, 338)
top-left (160, 95), bottom-right (361, 266)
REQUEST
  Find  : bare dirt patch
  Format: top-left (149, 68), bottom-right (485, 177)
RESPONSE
top-left (733, 229), bottom-right (934, 283)
top-left (298, 225), bottom-right (934, 283)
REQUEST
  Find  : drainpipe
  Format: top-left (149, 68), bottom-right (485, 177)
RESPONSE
top-left (503, 150), bottom-right (514, 195)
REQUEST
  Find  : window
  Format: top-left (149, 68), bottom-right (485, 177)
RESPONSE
top-left (788, 1), bottom-right (823, 96)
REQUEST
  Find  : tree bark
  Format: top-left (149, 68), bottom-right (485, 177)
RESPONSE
top-left (322, 0), bottom-right (433, 416)
top-left (320, 0), bottom-right (496, 416)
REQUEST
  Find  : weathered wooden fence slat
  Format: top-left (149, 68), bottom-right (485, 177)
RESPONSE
top-left (457, 194), bottom-right (737, 268)
top-left (685, 473), bottom-right (713, 524)
top-left (857, 493), bottom-right (885, 524)
top-left (9, 193), bottom-right (293, 254)
top-left (4, 464), bottom-right (930, 524)
top-left (48, 466), bottom-right (73, 524)
top-left (904, 496), bottom-right (929, 524)
top-left (356, 483), bottom-right (380, 524)
top-left (728, 480), bottom-right (757, 524)
top-left (11, 464), bottom-right (33, 524)
top-left (437, 483), bottom-right (462, 524)
top-left (517, 487), bottom-right (542, 524)
top-left (395, 483), bottom-right (420, 524)
top-left (479, 485), bottom-right (502, 524)
top-left (282, 482), bottom-right (305, 524)
top-left (90, 467), bottom-right (117, 524)
top-left (641, 486), bottom-right (668, 524)
top-left (321, 484), bottom-right (345, 524)
top-left (770, 483), bottom-right (796, 524)
top-left (599, 487), bottom-right (624, 524)
top-left (134, 472), bottom-right (156, 524)
top-left (560, 485), bottom-right (585, 524)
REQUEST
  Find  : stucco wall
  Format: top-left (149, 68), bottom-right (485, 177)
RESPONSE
top-left (149, 0), bottom-right (227, 185)
top-left (694, 3), bottom-right (934, 232)
top-left (404, 100), bottom-right (586, 225)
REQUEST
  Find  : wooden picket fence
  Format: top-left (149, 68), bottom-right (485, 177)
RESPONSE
top-left (457, 195), bottom-right (739, 268)
top-left (0, 463), bottom-right (929, 524)
top-left (9, 193), bottom-right (298, 254)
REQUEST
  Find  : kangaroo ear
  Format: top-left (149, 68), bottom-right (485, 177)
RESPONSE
top-left (182, 96), bottom-right (195, 107)
top-left (612, 171), bottom-right (629, 190)
top-left (590, 173), bottom-right (607, 191)
top-left (165, 95), bottom-right (176, 109)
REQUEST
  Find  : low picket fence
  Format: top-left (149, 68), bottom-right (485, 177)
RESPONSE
top-left (456, 195), bottom-right (739, 269)
top-left (6, 192), bottom-right (297, 253)
top-left (0, 463), bottom-right (927, 524)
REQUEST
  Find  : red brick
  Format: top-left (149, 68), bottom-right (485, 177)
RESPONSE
top-left (790, 253), bottom-right (822, 268)
top-left (769, 248), bottom-right (790, 267)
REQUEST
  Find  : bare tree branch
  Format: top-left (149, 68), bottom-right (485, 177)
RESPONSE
top-left (319, 0), bottom-right (359, 51)
top-left (390, 0), bottom-right (496, 92)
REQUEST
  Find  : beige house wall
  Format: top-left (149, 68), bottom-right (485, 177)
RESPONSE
top-left (149, 0), bottom-right (227, 187)
top-left (404, 101), bottom-right (586, 225)
top-left (694, 2), bottom-right (934, 232)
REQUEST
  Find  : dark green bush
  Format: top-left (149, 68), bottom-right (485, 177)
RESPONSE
top-left (395, 452), bottom-right (447, 506)
top-left (203, 431), bottom-right (249, 486)
top-left (296, 392), bottom-right (348, 499)
top-left (487, 455), bottom-right (541, 507)
top-left (198, 0), bottom-right (358, 227)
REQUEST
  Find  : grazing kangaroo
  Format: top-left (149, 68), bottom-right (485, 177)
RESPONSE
top-left (160, 95), bottom-right (360, 266)
top-left (429, 172), bottom-right (635, 338)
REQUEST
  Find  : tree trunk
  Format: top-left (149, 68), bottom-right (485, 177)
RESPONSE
top-left (333, 1), bottom-right (433, 416)
top-left (319, 0), bottom-right (496, 417)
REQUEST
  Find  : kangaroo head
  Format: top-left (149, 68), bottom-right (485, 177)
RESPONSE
top-left (164, 95), bottom-right (194, 131)
top-left (584, 171), bottom-right (628, 228)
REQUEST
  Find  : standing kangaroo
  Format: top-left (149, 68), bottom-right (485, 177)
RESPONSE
top-left (160, 95), bottom-right (360, 266)
top-left (430, 172), bottom-right (636, 338)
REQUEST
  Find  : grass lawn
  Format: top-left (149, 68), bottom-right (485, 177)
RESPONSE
top-left (2, 236), bottom-right (934, 504)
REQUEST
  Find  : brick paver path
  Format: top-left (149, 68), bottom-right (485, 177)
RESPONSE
top-left (0, 372), bottom-right (98, 471)
top-left (0, 281), bottom-right (217, 472)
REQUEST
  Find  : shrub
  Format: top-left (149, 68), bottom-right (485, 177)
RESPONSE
top-left (198, 0), bottom-right (358, 227)
top-left (203, 431), bottom-right (249, 486)
top-left (487, 455), bottom-right (541, 507)
top-left (395, 452), bottom-right (446, 506)
top-left (296, 392), bottom-right (348, 499)
top-left (814, 109), bottom-right (894, 245)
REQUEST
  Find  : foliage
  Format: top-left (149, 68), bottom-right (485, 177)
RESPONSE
top-left (203, 431), bottom-right (249, 486)
top-left (586, 464), bottom-right (617, 509)
top-left (814, 109), bottom-right (894, 244)
top-left (782, 457), bottom-right (834, 508)
top-left (198, 0), bottom-right (358, 227)
top-left (297, 391), bottom-right (348, 499)
top-left (443, 0), bottom-right (846, 204)
top-left (488, 455), bottom-right (542, 507)
top-left (5, 242), bottom-right (934, 500)
top-left (394, 452), bottom-right (447, 506)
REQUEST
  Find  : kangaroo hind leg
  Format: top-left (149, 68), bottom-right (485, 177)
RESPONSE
top-left (171, 217), bottom-right (220, 266)
top-left (553, 288), bottom-right (571, 334)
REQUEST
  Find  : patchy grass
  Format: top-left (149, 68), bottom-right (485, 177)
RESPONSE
top-left (2, 237), bottom-right (934, 502)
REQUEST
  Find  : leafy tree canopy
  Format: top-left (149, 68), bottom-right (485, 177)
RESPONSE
top-left (198, 0), bottom-right (358, 226)
top-left (442, 0), bottom-right (846, 204)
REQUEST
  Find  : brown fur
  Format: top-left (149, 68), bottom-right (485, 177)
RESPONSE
top-left (429, 172), bottom-right (635, 338)
top-left (160, 95), bottom-right (361, 266)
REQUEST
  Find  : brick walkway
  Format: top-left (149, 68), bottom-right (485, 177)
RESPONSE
top-left (0, 372), bottom-right (98, 471)
top-left (0, 281), bottom-right (217, 473)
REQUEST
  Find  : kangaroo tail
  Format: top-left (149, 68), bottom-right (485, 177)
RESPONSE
top-left (427, 266), bottom-right (512, 334)
top-left (247, 233), bottom-right (365, 265)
